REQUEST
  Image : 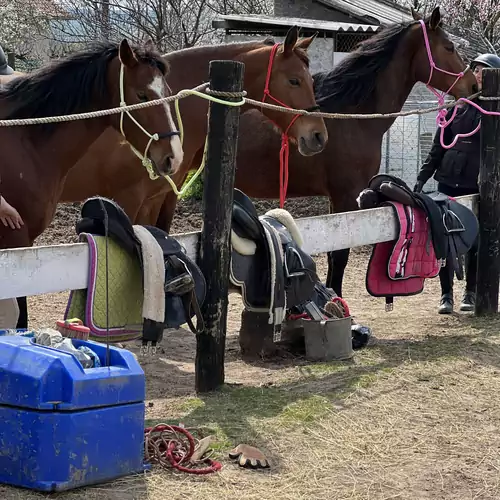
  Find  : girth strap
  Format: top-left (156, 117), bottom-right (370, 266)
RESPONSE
top-left (165, 254), bottom-right (205, 334)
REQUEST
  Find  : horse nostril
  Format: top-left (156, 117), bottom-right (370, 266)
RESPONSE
top-left (314, 132), bottom-right (325, 148)
top-left (164, 156), bottom-right (173, 174)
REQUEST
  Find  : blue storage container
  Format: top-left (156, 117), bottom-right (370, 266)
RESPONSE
top-left (0, 335), bottom-right (146, 492)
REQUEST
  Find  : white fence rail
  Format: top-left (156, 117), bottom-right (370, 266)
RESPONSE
top-left (0, 194), bottom-right (477, 300)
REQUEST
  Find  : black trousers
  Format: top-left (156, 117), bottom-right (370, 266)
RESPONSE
top-left (437, 183), bottom-right (478, 295)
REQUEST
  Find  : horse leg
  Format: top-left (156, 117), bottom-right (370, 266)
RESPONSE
top-left (325, 196), bottom-right (359, 297)
top-left (155, 188), bottom-right (182, 232)
top-left (326, 249), bottom-right (350, 298)
top-left (135, 193), bottom-right (169, 226)
top-left (110, 183), bottom-right (148, 224)
top-left (16, 296), bottom-right (28, 329)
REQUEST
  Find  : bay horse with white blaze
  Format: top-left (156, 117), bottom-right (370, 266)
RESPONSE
top-left (0, 39), bottom-right (182, 326)
top-left (59, 26), bottom-right (328, 226)
top-left (155, 6), bottom-right (477, 297)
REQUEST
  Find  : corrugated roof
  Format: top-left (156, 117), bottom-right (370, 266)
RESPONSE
top-left (317, 0), bottom-right (411, 26)
top-left (212, 14), bottom-right (380, 33)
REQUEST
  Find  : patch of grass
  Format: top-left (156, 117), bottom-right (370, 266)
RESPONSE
top-left (178, 397), bottom-right (205, 413)
top-left (145, 357), bottom-right (404, 464)
top-left (279, 395), bottom-right (333, 425)
top-left (160, 368), bottom-right (389, 440)
top-left (179, 170), bottom-right (204, 200)
top-left (301, 360), bottom-right (352, 376)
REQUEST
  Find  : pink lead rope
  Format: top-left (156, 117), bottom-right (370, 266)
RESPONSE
top-left (419, 19), bottom-right (500, 149)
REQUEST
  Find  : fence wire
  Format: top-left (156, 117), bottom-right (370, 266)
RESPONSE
top-left (380, 83), bottom-right (445, 191)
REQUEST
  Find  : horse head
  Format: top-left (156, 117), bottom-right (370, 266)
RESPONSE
top-left (411, 6), bottom-right (477, 99)
top-left (248, 26), bottom-right (328, 156)
top-left (111, 38), bottom-right (184, 177)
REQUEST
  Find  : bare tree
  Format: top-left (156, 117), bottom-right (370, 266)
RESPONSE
top-left (50, 0), bottom-right (271, 55)
top-left (397, 0), bottom-right (500, 54)
top-left (0, 0), bottom-right (52, 62)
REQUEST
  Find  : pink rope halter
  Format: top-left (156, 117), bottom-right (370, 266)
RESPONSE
top-left (419, 19), bottom-right (500, 149)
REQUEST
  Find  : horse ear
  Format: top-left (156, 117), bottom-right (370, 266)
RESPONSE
top-left (411, 7), bottom-right (422, 21)
top-left (119, 39), bottom-right (138, 68)
top-left (429, 6), bottom-right (442, 30)
top-left (143, 37), bottom-right (155, 51)
top-left (294, 32), bottom-right (318, 51)
top-left (283, 26), bottom-right (299, 57)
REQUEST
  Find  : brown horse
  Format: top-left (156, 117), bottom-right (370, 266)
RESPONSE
top-left (60, 26), bottom-right (328, 224)
top-left (154, 6), bottom-right (478, 297)
top-left (0, 39), bottom-right (182, 327)
top-left (0, 39), bottom-right (182, 249)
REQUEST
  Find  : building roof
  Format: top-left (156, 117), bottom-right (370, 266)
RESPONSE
top-left (315, 0), bottom-right (481, 58)
top-left (316, 0), bottom-right (411, 26)
top-left (212, 14), bottom-right (381, 34)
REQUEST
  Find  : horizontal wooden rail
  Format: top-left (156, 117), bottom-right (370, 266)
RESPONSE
top-left (0, 194), bottom-right (477, 300)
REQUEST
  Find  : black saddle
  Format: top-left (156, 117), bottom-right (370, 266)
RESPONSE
top-left (75, 197), bottom-right (206, 349)
top-left (358, 174), bottom-right (478, 280)
top-left (230, 189), bottom-right (321, 333)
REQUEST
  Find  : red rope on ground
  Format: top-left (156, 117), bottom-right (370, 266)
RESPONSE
top-left (144, 424), bottom-right (222, 475)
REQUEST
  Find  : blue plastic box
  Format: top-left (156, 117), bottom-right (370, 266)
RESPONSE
top-left (0, 335), bottom-right (146, 492)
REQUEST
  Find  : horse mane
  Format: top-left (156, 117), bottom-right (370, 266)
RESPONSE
top-left (164, 37), bottom-right (309, 66)
top-left (0, 41), bottom-right (167, 131)
top-left (313, 19), bottom-right (417, 111)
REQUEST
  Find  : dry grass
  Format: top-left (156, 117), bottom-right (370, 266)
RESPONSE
top-left (4, 250), bottom-right (500, 500)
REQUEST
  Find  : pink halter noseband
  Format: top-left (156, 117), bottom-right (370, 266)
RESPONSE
top-left (419, 19), bottom-right (500, 149)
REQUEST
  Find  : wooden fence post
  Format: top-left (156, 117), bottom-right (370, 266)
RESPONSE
top-left (195, 60), bottom-right (245, 392)
top-left (476, 68), bottom-right (500, 315)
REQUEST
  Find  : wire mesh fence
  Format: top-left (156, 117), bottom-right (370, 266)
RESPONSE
top-left (13, 58), bottom-right (43, 73)
top-left (380, 82), bottom-right (449, 192)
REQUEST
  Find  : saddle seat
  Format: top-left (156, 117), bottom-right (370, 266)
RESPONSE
top-left (230, 189), bottom-right (319, 336)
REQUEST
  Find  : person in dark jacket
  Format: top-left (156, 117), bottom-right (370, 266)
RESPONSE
top-left (0, 44), bottom-right (14, 75)
top-left (414, 53), bottom-right (500, 314)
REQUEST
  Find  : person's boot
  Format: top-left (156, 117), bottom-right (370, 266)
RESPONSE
top-left (438, 293), bottom-right (454, 314)
top-left (459, 291), bottom-right (475, 312)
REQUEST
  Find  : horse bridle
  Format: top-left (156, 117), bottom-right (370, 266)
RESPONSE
top-left (418, 19), bottom-right (478, 149)
top-left (261, 42), bottom-right (320, 207)
top-left (118, 63), bottom-right (181, 180)
top-left (261, 42), bottom-right (320, 130)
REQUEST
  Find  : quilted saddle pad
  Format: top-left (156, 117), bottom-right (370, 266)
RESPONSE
top-left (64, 233), bottom-right (144, 342)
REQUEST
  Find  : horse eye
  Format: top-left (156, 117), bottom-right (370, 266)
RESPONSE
top-left (137, 92), bottom-right (148, 102)
top-left (445, 45), bottom-right (454, 53)
top-left (289, 78), bottom-right (300, 87)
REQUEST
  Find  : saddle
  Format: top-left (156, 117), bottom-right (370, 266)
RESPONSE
top-left (358, 174), bottom-right (479, 310)
top-left (230, 189), bottom-right (321, 337)
top-left (72, 197), bottom-right (206, 350)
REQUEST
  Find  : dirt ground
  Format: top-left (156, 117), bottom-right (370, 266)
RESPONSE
top-left (3, 196), bottom-right (500, 500)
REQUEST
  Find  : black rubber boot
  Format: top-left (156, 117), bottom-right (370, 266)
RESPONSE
top-left (459, 291), bottom-right (475, 312)
top-left (438, 293), bottom-right (454, 314)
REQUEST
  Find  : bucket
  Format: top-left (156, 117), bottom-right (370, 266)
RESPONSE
top-left (302, 316), bottom-right (353, 361)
